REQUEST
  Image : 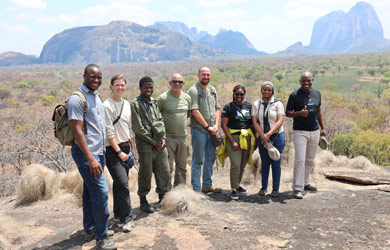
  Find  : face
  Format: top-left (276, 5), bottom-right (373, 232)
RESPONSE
top-left (233, 89), bottom-right (245, 105)
top-left (300, 76), bottom-right (313, 92)
top-left (169, 74), bottom-right (184, 93)
top-left (111, 79), bottom-right (126, 97)
top-left (198, 67), bottom-right (211, 85)
top-left (261, 85), bottom-right (273, 99)
top-left (83, 67), bottom-right (102, 91)
top-left (141, 82), bottom-right (154, 99)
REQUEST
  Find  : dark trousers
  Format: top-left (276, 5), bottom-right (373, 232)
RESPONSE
top-left (105, 145), bottom-right (133, 223)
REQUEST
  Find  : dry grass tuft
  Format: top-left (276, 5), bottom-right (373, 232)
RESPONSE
top-left (0, 214), bottom-right (28, 249)
top-left (348, 156), bottom-right (374, 170)
top-left (61, 171), bottom-right (83, 197)
top-left (16, 164), bottom-right (61, 205)
top-left (161, 185), bottom-right (210, 215)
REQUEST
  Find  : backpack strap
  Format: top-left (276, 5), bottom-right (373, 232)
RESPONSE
top-left (112, 100), bottom-right (124, 126)
top-left (72, 91), bottom-right (88, 134)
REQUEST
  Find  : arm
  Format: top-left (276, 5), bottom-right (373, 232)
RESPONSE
top-left (130, 101), bottom-right (158, 147)
top-left (191, 109), bottom-right (215, 134)
top-left (263, 115), bottom-right (284, 144)
top-left (211, 108), bottom-right (221, 135)
top-left (221, 117), bottom-right (239, 150)
top-left (286, 105), bottom-right (308, 118)
top-left (70, 120), bottom-right (102, 178)
top-left (107, 137), bottom-right (128, 162)
top-left (317, 106), bottom-right (326, 136)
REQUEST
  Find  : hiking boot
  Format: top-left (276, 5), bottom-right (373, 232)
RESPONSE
top-left (201, 186), bottom-right (222, 193)
top-left (258, 187), bottom-right (267, 196)
top-left (140, 196), bottom-right (154, 213)
top-left (270, 189), bottom-right (279, 197)
top-left (96, 238), bottom-right (117, 250)
top-left (229, 190), bottom-right (239, 200)
top-left (122, 220), bottom-right (134, 233)
top-left (85, 230), bottom-right (114, 242)
top-left (293, 190), bottom-right (303, 199)
top-left (304, 184), bottom-right (317, 192)
top-left (236, 186), bottom-right (247, 195)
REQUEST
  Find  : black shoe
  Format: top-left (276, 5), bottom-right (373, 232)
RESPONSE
top-left (229, 190), bottom-right (239, 200)
top-left (140, 196), bottom-right (154, 213)
top-left (304, 184), bottom-right (317, 192)
top-left (236, 186), bottom-right (247, 195)
top-left (96, 238), bottom-right (117, 250)
top-left (258, 187), bottom-right (267, 196)
top-left (158, 193), bottom-right (165, 203)
top-left (85, 230), bottom-right (114, 242)
top-left (270, 189), bottom-right (279, 197)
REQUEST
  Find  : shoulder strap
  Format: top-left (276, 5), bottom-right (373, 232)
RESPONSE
top-left (113, 100), bottom-right (124, 125)
top-left (72, 91), bottom-right (88, 134)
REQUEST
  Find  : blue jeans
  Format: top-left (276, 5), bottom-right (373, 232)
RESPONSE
top-left (258, 132), bottom-right (285, 190)
top-left (71, 143), bottom-right (109, 240)
top-left (191, 127), bottom-right (216, 191)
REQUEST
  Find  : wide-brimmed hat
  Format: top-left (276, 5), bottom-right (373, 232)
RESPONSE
top-left (122, 152), bottom-right (135, 169)
top-left (265, 143), bottom-right (281, 161)
top-left (319, 136), bottom-right (328, 149)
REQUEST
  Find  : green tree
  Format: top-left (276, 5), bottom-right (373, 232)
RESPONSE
top-left (39, 94), bottom-right (55, 106)
top-left (274, 72), bottom-right (284, 82)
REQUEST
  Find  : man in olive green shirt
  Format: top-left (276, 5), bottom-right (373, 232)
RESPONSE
top-left (131, 76), bottom-right (171, 213)
top-left (187, 66), bottom-right (222, 193)
top-left (157, 73), bottom-right (191, 186)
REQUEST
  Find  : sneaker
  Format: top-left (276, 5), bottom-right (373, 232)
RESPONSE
top-left (112, 217), bottom-right (120, 223)
top-left (229, 190), bottom-right (239, 200)
top-left (201, 186), bottom-right (222, 193)
top-left (258, 187), bottom-right (267, 196)
top-left (304, 184), bottom-right (317, 192)
top-left (140, 202), bottom-right (155, 213)
top-left (96, 238), bottom-right (117, 250)
top-left (236, 186), bottom-right (247, 195)
top-left (122, 220), bottom-right (134, 233)
top-left (293, 190), bottom-right (303, 199)
top-left (85, 230), bottom-right (114, 242)
top-left (270, 189), bottom-right (279, 197)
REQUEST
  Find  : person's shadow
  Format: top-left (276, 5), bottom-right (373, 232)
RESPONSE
top-left (206, 190), bottom-right (293, 205)
top-left (31, 229), bottom-right (85, 250)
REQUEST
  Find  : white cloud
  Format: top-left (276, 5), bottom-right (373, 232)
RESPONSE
top-left (171, 5), bottom-right (188, 13)
top-left (0, 24), bottom-right (33, 38)
top-left (15, 12), bottom-right (30, 20)
top-left (36, 14), bottom-right (80, 24)
top-left (81, 2), bottom-right (158, 25)
top-left (198, 0), bottom-right (247, 7)
top-left (9, 0), bottom-right (46, 10)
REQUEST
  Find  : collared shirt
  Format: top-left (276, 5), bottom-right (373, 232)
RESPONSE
top-left (252, 96), bottom-right (285, 134)
top-left (67, 84), bottom-right (106, 155)
top-left (187, 82), bottom-right (220, 133)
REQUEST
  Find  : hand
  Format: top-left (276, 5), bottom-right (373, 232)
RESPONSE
top-left (207, 125), bottom-right (217, 135)
top-left (231, 141), bottom-right (239, 151)
top-left (260, 134), bottom-right (269, 146)
top-left (154, 141), bottom-right (162, 150)
top-left (88, 157), bottom-right (102, 178)
top-left (157, 140), bottom-right (166, 152)
top-left (301, 105), bottom-right (308, 118)
top-left (320, 128), bottom-right (326, 137)
top-left (131, 149), bottom-right (137, 160)
top-left (118, 151), bottom-right (128, 162)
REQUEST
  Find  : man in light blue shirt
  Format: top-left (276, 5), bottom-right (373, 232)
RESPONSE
top-left (68, 64), bottom-right (117, 250)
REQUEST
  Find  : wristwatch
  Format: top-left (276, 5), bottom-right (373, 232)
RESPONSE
top-left (116, 149), bottom-right (122, 155)
top-left (205, 124), bottom-right (210, 129)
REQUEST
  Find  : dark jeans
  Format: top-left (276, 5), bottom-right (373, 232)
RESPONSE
top-left (258, 132), bottom-right (285, 190)
top-left (105, 145), bottom-right (133, 223)
top-left (71, 143), bottom-right (109, 240)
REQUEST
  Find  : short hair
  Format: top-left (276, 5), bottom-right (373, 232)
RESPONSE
top-left (84, 63), bottom-right (100, 75)
top-left (233, 85), bottom-right (246, 94)
top-left (139, 76), bottom-right (153, 89)
top-left (110, 74), bottom-right (126, 86)
top-left (198, 66), bottom-right (210, 74)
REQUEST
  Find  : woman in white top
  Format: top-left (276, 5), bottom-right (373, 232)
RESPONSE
top-left (252, 81), bottom-right (285, 198)
top-left (104, 74), bottom-right (136, 232)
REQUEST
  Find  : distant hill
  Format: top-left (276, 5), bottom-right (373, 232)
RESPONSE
top-left (274, 42), bottom-right (315, 56)
top-left (0, 51), bottom-right (39, 66)
top-left (40, 21), bottom-right (226, 64)
top-left (309, 1), bottom-right (390, 53)
top-left (154, 21), bottom-right (266, 55)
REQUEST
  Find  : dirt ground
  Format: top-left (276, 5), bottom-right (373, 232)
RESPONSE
top-left (1, 154), bottom-right (390, 250)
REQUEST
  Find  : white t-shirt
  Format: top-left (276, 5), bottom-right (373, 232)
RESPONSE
top-left (252, 96), bottom-right (285, 134)
top-left (104, 98), bottom-right (134, 147)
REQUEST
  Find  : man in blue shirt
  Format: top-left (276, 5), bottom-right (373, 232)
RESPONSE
top-left (68, 64), bottom-right (116, 250)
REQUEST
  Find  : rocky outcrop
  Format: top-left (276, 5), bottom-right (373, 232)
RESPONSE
top-left (309, 1), bottom-right (390, 53)
top-left (274, 42), bottom-right (315, 56)
top-left (0, 51), bottom-right (39, 66)
top-left (40, 21), bottom-right (225, 64)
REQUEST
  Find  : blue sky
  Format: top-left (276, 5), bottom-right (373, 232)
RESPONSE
top-left (1, 0), bottom-right (389, 56)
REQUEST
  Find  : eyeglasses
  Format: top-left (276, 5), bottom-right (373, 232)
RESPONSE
top-left (172, 80), bottom-right (184, 84)
top-left (234, 93), bottom-right (245, 96)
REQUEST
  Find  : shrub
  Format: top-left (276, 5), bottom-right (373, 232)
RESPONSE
top-left (0, 88), bottom-right (11, 99)
top-left (16, 81), bottom-right (32, 89)
top-left (332, 133), bottom-right (356, 157)
top-left (39, 94), bottom-right (55, 106)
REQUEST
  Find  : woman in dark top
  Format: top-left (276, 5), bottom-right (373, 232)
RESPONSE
top-left (219, 85), bottom-right (255, 200)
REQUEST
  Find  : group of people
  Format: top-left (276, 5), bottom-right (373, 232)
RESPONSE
top-left (67, 64), bottom-right (325, 250)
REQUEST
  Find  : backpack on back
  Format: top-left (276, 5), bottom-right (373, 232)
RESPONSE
top-left (52, 91), bottom-right (88, 146)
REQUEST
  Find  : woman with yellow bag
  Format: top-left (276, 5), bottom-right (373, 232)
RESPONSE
top-left (219, 85), bottom-right (255, 200)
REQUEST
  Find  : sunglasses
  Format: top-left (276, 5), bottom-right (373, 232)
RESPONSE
top-left (172, 80), bottom-right (184, 84)
top-left (234, 93), bottom-right (245, 96)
